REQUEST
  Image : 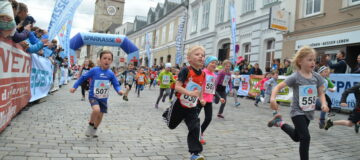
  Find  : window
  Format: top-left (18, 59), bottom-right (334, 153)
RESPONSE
top-left (141, 36), bottom-right (145, 49)
top-left (305, 0), bottom-right (321, 16)
top-left (168, 22), bottom-right (174, 41)
top-left (167, 55), bottom-right (171, 63)
top-left (154, 58), bottom-right (157, 65)
top-left (243, 0), bottom-right (255, 14)
top-left (160, 57), bottom-right (164, 64)
top-left (263, 0), bottom-right (278, 6)
top-left (156, 29), bottom-right (160, 47)
top-left (161, 26), bottom-right (167, 44)
top-left (349, 0), bottom-right (360, 5)
top-left (202, 1), bottom-right (210, 29)
top-left (265, 39), bottom-right (275, 70)
top-left (191, 7), bottom-right (199, 33)
top-left (217, 0), bottom-right (225, 23)
top-left (243, 43), bottom-right (251, 62)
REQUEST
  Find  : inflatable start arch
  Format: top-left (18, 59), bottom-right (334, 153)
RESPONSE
top-left (70, 32), bottom-right (139, 62)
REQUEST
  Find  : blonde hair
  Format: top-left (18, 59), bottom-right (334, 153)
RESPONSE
top-left (222, 60), bottom-right (231, 66)
top-left (292, 46), bottom-right (316, 70)
top-left (187, 45), bottom-right (205, 57)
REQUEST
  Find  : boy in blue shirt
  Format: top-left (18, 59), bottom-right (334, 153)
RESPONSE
top-left (70, 50), bottom-right (123, 137)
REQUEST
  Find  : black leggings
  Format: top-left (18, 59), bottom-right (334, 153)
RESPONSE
top-left (215, 91), bottom-right (227, 115)
top-left (156, 88), bottom-right (170, 104)
top-left (81, 81), bottom-right (89, 97)
top-left (166, 99), bottom-right (202, 154)
top-left (169, 88), bottom-right (175, 100)
top-left (281, 115), bottom-right (311, 160)
top-left (199, 103), bottom-right (212, 134)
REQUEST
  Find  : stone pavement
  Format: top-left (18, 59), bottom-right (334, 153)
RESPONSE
top-left (0, 81), bottom-right (359, 160)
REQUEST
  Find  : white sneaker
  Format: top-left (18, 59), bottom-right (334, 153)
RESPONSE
top-left (91, 128), bottom-right (98, 138)
top-left (85, 125), bottom-right (93, 137)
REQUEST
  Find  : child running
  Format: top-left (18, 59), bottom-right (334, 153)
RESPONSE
top-left (70, 50), bottom-right (123, 137)
top-left (324, 84), bottom-right (360, 133)
top-left (155, 63), bottom-right (175, 108)
top-left (264, 72), bottom-right (278, 103)
top-left (149, 69), bottom-right (157, 89)
top-left (215, 60), bottom-right (232, 119)
top-left (199, 56), bottom-right (225, 145)
top-left (254, 73), bottom-right (270, 106)
top-left (77, 59), bottom-right (95, 101)
top-left (135, 67), bottom-right (148, 97)
top-left (121, 63), bottom-right (136, 101)
top-left (267, 46), bottom-right (329, 160)
top-left (232, 68), bottom-right (241, 107)
top-left (163, 45), bottom-right (206, 160)
top-left (316, 66), bottom-right (335, 129)
top-left (169, 68), bottom-right (179, 102)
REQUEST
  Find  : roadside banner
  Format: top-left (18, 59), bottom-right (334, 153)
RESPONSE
top-left (327, 74), bottom-right (360, 111)
top-left (29, 54), bottom-right (54, 102)
top-left (237, 75), bottom-right (250, 96)
top-left (0, 39), bottom-right (31, 132)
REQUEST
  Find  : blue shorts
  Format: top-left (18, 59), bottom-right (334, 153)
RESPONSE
top-left (138, 84), bottom-right (144, 91)
top-left (89, 98), bottom-right (108, 113)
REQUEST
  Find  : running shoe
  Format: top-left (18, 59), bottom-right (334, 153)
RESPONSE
top-left (190, 154), bottom-right (205, 160)
top-left (91, 128), bottom-right (98, 138)
top-left (254, 102), bottom-right (258, 107)
top-left (328, 112), bottom-right (336, 117)
top-left (81, 97), bottom-right (85, 101)
top-left (200, 134), bottom-right (206, 145)
top-left (234, 102), bottom-right (240, 107)
top-left (217, 114), bottom-right (224, 119)
top-left (267, 114), bottom-right (282, 127)
top-left (123, 96), bottom-right (129, 101)
top-left (324, 119), bottom-right (333, 130)
top-left (319, 119), bottom-right (325, 129)
top-left (85, 125), bottom-right (93, 137)
top-left (355, 123), bottom-right (359, 134)
top-left (155, 104), bottom-right (159, 109)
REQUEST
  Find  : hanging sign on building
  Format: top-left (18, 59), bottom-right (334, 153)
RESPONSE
top-left (269, 6), bottom-right (289, 32)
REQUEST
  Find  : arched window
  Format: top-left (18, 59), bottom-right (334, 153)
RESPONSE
top-left (167, 55), bottom-right (171, 63)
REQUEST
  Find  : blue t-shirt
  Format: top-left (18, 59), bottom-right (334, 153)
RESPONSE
top-left (73, 66), bottom-right (121, 100)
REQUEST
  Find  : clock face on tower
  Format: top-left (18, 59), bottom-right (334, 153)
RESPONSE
top-left (107, 6), bottom-right (117, 16)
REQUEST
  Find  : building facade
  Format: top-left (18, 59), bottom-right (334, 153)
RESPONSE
top-left (127, 0), bottom-right (186, 67)
top-left (283, 0), bottom-right (360, 69)
top-left (93, 0), bottom-right (125, 33)
top-left (185, 0), bottom-right (295, 71)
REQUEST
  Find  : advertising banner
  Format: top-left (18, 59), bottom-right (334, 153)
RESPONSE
top-left (248, 75), bottom-right (264, 97)
top-left (237, 75), bottom-right (250, 96)
top-left (0, 39), bottom-right (31, 132)
top-left (327, 74), bottom-right (360, 110)
top-left (29, 54), bottom-right (54, 102)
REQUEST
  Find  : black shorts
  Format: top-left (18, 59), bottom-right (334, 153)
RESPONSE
top-left (89, 98), bottom-right (108, 113)
top-left (232, 86), bottom-right (239, 91)
top-left (348, 107), bottom-right (360, 124)
top-left (125, 84), bottom-right (132, 90)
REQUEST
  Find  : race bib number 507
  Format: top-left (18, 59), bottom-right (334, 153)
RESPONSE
top-left (94, 80), bottom-right (110, 99)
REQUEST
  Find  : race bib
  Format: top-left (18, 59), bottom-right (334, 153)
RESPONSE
top-left (126, 75), bottom-right (133, 84)
top-left (94, 80), bottom-right (110, 99)
top-left (138, 75), bottom-right (144, 82)
top-left (180, 80), bottom-right (201, 108)
top-left (150, 74), bottom-right (155, 79)
top-left (299, 85), bottom-right (317, 111)
top-left (222, 75), bottom-right (230, 86)
top-left (233, 78), bottom-right (241, 87)
top-left (162, 75), bottom-right (170, 85)
top-left (204, 75), bottom-right (215, 94)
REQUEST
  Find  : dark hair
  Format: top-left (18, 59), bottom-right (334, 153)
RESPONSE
top-left (339, 50), bottom-right (346, 57)
top-left (17, 2), bottom-right (28, 13)
top-left (10, 0), bottom-right (18, 10)
top-left (99, 50), bottom-right (113, 60)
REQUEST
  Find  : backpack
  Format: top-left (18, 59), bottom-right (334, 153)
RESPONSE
top-left (343, 60), bottom-right (351, 73)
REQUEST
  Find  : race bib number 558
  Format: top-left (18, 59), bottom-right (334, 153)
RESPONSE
top-left (94, 80), bottom-right (110, 99)
top-left (299, 85), bottom-right (317, 111)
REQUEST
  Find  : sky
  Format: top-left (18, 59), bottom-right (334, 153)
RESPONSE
top-left (17, 0), bottom-right (164, 38)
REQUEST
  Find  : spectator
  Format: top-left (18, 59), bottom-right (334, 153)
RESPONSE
top-left (326, 51), bottom-right (347, 73)
top-left (0, 1), bottom-right (16, 38)
top-left (352, 54), bottom-right (360, 74)
top-left (271, 59), bottom-right (280, 72)
top-left (283, 59), bottom-right (293, 76)
top-left (249, 63), bottom-right (263, 75)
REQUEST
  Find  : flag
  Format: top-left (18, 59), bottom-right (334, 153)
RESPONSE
top-left (48, 0), bottom-right (82, 41)
top-left (145, 32), bottom-right (152, 68)
top-left (230, 1), bottom-right (237, 65)
top-left (175, 10), bottom-right (187, 65)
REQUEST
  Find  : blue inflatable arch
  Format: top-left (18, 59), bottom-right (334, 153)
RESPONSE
top-left (70, 32), bottom-right (139, 63)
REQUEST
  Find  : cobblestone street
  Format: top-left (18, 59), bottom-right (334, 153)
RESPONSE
top-left (0, 82), bottom-right (359, 160)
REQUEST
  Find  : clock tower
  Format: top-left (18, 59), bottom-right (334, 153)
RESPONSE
top-left (93, 0), bottom-right (125, 33)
